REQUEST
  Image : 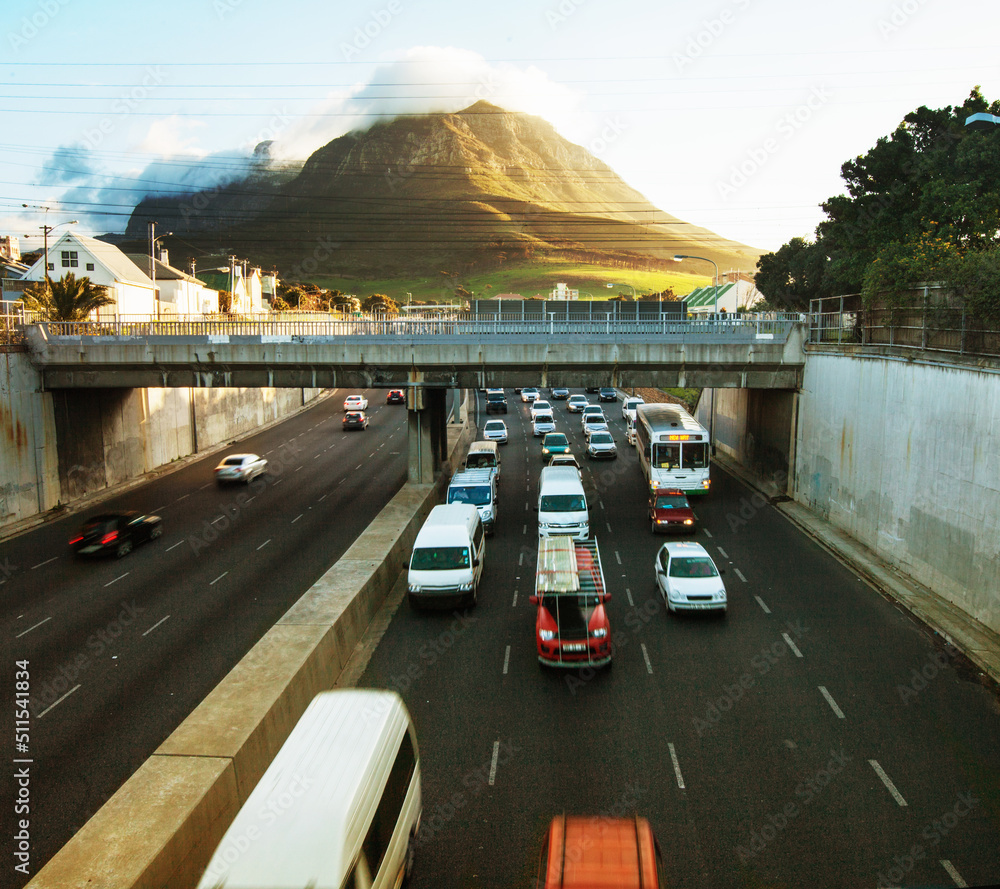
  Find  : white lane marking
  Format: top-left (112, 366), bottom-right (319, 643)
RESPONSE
top-left (754, 595), bottom-right (771, 614)
top-left (31, 557), bottom-right (58, 570)
top-left (782, 632), bottom-right (803, 658)
top-left (198, 482), bottom-right (212, 490)
top-left (668, 743), bottom-right (686, 789)
top-left (257, 539), bottom-right (271, 551)
top-left (503, 645), bottom-right (511, 675)
top-left (940, 860), bottom-right (967, 888)
top-left (615, 551), bottom-right (622, 565)
top-left (518, 552), bottom-right (524, 566)
top-left (37, 684), bottom-right (80, 718)
top-left (15, 617), bottom-right (52, 638)
top-left (273, 479), bottom-right (283, 486)
top-left (522, 524), bottom-right (527, 535)
top-left (606, 521), bottom-right (612, 533)
top-left (211, 516), bottom-right (226, 525)
top-left (338, 478), bottom-right (345, 485)
top-left (166, 540), bottom-right (184, 552)
top-left (734, 568), bottom-right (747, 583)
top-left (291, 514), bottom-right (303, 524)
top-left (868, 760), bottom-right (907, 806)
top-left (177, 493), bottom-right (190, 501)
top-left (524, 502), bottom-right (528, 511)
top-left (512, 591), bottom-right (518, 607)
top-left (245, 496), bottom-right (255, 503)
top-left (641, 643), bottom-right (653, 674)
top-left (818, 686), bottom-right (845, 719)
top-left (599, 500), bottom-right (606, 510)
top-left (717, 545), bottom-right (729, 559)
top-left (142, 615), bottom-right (171, 637)
top-left (313, 453), bottom-right (321, 459)
top-left (210, 571), bottom-right (228, 585)
top-left (626, 587), bottom-right (634, 606)
top-left (104, 572), bottom-right (129, 588)
top-left (318, 493), bottom-right (328, 501)
top-left (703, 529), bottom-right (713, 538)
top-left (488, 740), bottom-right (500, 786)
top-left (355, 464), bottom-right (363, 470)
top-left (295, 465), bottom-right (303, 472)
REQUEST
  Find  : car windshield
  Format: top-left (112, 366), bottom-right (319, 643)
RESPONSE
top-left (223, 457), bottom-right (246, 466)
top-left (448, 485), bottom-right (491, 506)
top-left (540, 494), bottom-right (586, 511)
top-left (584, 415), bottom-right (605, 425)
top-left (535, 414), bottom-right (553, 424)
top-left (655, 495), bottom-right (689, 509)
top-left (410, 546), bottom-right (471, 570)
top-left (466, 454), bottom-right (496, 470)
top-left (669, 557), bottom-right (719, 578)
top-left (544, 435), bottom-right (568, 446)
top-left (590, 432), bottom-right (613, 444)
top-left (485, 423), bottom-right (505, 432)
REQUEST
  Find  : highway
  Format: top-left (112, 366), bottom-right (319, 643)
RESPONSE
top-left (2, 389), bottom-right (410, 884)
top-left (360, 390), bottom-right (1000, 889)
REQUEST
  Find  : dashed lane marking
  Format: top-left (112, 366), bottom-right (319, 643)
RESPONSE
top-left (15, 617), bottom-right (51, 639)
top-left (503, 646), bottom-right (511, 675)
top-left (868, 760), bottom-right (907, 806)
top-left (210, 571), bottom-right (228, 585)
top-left (754, 595), bottom-right (771, 614)
top-left (782, 632), bottom-right (803, 657)
top-left (668, 743), bottom-right (686, 790)
top-left (488, 741), bottom-right (500, 786)
top-left (142, 615), bottom-right (170, 637)
top-left (641, 643), bottom-right (653, 674)
top-left (818, 686), bottom-right (845, 719)
top-left (257, 539), bottom-right (271, 551)
top-left (734, 568), bottom-right (747, 583)
top-left (104, 573), bottom-right (128, 588)
top-left (37, 684), bottom-right (80, 718)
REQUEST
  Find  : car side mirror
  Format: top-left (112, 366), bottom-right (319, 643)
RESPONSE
top-left (719, 568), bottom-right (726, 575)
top-left (533, 504), bottom-right (539, 512)
top-left (473, 557), bottom-right (481, 567)
top-left (528, 594), bottom-right (539, 605)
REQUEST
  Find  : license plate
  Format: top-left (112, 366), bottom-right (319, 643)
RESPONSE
top-left (563, 643), bottom-right (586, 652)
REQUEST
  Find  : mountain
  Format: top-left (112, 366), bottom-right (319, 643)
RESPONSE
top-left (124, 101), bottom-right (761, 276)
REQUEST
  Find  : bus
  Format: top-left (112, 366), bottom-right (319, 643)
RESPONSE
top-left (633, 403), bottom-right (711, 495)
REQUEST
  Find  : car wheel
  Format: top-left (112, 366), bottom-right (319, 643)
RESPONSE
top-left (150, 525), bottom-right (162, 540)
top-left (115, 540), bottom-right (132, 558)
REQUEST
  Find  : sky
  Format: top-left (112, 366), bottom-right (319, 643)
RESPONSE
top-left (2, 0), bottom-right (998, 259)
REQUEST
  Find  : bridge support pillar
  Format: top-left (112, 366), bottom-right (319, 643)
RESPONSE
top-left (407, 387), bottom-right (448, 484)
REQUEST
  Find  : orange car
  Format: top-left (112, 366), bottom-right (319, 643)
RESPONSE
top-left (537, 815), bottom-right (661, 889)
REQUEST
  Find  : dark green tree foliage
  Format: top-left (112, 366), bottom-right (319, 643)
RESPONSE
top-left (756, 88), bottom-right (1000, 314)
top-left (20, 273), bottom-right (115, 321)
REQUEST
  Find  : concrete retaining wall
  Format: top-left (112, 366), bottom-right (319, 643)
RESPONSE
top-left (0, 351), bottom-right (323, 532)
top-left (26, 423), bottom-right (471, 889)
top-left (794, 352), bottom-right (1000, 634)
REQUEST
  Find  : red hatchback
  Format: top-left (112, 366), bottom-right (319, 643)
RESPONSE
top-left (649, 489), bottom-right (696, 534)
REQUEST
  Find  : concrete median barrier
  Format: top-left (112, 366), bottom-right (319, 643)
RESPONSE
top-left (27, 421), bottom-right (471, 889)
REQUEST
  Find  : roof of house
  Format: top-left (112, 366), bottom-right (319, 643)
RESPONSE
top-left (195, 269), bottom-right (234, 291)
top-left (126, 254), bottom-right (203, 284)
top-left (25, 233), bottom-right (153, 287)
top-left (683, 282), bottom-right (737, 308)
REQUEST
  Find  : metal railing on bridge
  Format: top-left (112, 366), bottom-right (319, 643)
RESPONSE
top-left (36, 312), bottom-right (801, 343)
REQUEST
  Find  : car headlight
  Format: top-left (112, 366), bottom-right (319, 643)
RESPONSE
top-left (481, 509), bottom-right (493, 520)
top-left (408, 584), bottom-right (420, 593)
top-left (542, 448), bottom-right (550, 454)
top-left (459, 581), bottom-right (473, 591)
top-left (683, 519), bottom-right (693, 525)
top-left (716, 590), bottom-right (726, 599)
top-left (539, 629), bottom-right (556, 641)
top-left (590, 627), bottom-right (608, 638)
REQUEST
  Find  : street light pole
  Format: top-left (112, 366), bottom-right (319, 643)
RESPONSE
top-left (148, 223), bottom-right (172, 319)
top-left (21, 204), bottom-right (77, 291)
top-left (673, 254), bottom-right (719, 315)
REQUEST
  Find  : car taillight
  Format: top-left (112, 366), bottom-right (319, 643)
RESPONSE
top-left (69, 535), bottom-right (83, 545)
top-left (101, 531), bottom-right (118, 544)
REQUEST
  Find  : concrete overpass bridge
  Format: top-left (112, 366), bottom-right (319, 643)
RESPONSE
top-left (22, 315), bottom-right (807, 481)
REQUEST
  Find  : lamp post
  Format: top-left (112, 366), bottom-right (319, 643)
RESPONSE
top-left (605, 281), bottom-right (636, 300)
top-left (22, 205), bottom-right (78, 290)
top-left (148, 223), bottom-right (172, 319)
top-left (673, 254), bottom-right (719, 316)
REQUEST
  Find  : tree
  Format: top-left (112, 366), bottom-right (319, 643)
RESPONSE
top-left (20, 273), bottom-right (115, 321)
top-left (218, 290), bottom-right (233, 313)
top-left (362, 293), bottom-right (399, 314)
top-left (270, 295), bottom-right (291, 311)
top-left (758, 88), bottom-right (1000, 305)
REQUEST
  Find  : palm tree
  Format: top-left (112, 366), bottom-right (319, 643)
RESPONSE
top-left (20, 273), bottom-right (115, 321)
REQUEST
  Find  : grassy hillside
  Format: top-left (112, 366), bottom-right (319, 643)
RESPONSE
top-left (308, 260), bottom-right (709, 303)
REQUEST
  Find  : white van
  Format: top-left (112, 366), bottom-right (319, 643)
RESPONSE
top-left (196, 689), bottom-right (420, 889)
top-left (447, 468), bottom-right (498, 535)
top-left (464, 440), bottom-right (501, 482)
top-left (407, 503), bottom-right (485, 607)
top-left (537, 466), bottom-right (590, 541)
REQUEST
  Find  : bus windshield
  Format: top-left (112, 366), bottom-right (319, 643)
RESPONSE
top-left (652, 443), bottom-right (680, 469)
top-left (682, 442), bottom-right (709, 469)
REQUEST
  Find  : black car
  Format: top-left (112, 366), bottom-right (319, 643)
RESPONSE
top-left (386, 389), bottom-right (405, 404)
top-left (485, 391), bottom-right (508, 414)
top-left (343, 410), bottom-right (369, 430)
top-left (585, 387), bottom-right (599, 393)
top-left (550, 388), bottom-right (570, 400)
top-left (70, 512), bottom-right (162, 559)
top-left (599, 387), bottom-right (618, 402)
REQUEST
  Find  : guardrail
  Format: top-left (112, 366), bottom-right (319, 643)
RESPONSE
top-left (38, 315), bottom-right (798, 342)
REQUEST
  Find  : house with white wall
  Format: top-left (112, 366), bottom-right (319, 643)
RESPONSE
top-left (196, 264), bottom-right (264, 314)
top-left (21, 232), bottom-right (156, 316)
top-left (127, 254), bottom-right (219, 315)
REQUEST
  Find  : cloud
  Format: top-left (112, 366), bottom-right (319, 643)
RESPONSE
top-left (272, 46), bottom-right (585, 160)
top-left (34, 143), bottom-right (102, 186)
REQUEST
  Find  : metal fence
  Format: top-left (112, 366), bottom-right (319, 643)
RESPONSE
top-left (809, 295), bottom-right (1000, 358)
top-left (38, 314), bottom-right (797, 342)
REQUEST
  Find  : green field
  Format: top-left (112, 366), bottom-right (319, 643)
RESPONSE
top-left (307, 260), bottom-right (710, 304)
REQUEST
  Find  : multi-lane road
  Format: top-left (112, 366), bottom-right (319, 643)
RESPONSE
top-left (360, 390), bottom-right (1000, 889)
top-left (3, 390), bottom-right (410, 883)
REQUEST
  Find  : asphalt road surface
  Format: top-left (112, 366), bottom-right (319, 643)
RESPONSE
top-left (360, 389), bottom-right (1000, 889)
top-left (2, 389), bottom-right (409, 884)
